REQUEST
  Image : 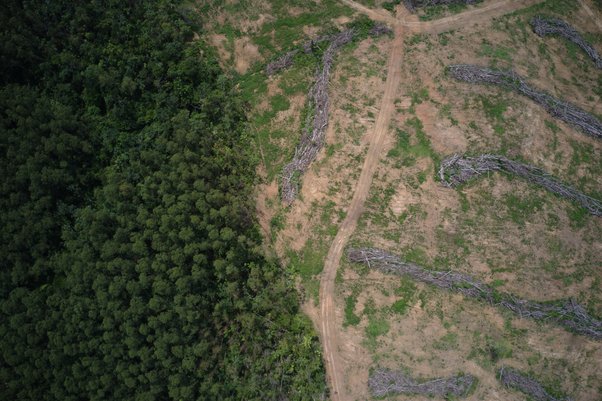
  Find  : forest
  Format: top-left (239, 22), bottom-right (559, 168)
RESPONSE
top-left (0, 0), bottom-right (326, 399)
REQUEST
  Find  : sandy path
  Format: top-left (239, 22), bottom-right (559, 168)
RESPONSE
top-left (340, 0), bottom-right (398, 25)
top-left (319, 24), bottom-right (405, 401)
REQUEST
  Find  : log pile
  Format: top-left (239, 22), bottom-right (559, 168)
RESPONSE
top-left (369, 23), bottom-right (393, 37)
top-left (266, 24), bottom-right (391, 76)
top-left (438, 154), bottom-right (602, 216)
top-left (404, 0), bottom-right (478, 13)
top-left (265, 25), bottom-right (391, 204)
top-left (499, 367), bottom-right (572, 401)
top-left (265, 49), bottom-right (299, 76)
top-left (347, 248), bottom-right (602, 339)
top-left (280, 29), bottom-right (355, 204)
top-left (369, 368), bottom-right (475, 397)
top-left (531, 16), bottom-right (602, 69)
top-left (448, 64), bottom-right (602, 139)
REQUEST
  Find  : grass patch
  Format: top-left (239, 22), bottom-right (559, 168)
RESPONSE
top-left (344, 291), bottom-right (361, 326)
top-left (288, 240), bottom-right (328, 304)
top-left (479, 42), bottom-right (513, 63)
top-left (503, 192), bottom-right (544, 225)
top-left (391, 277), bottom-right (417, 315)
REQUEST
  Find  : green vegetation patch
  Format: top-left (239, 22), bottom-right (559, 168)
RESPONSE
top-left (0, 1), bottom-right (327, 399)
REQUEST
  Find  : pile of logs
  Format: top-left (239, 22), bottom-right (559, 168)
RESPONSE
top-left (531, 15), bottom-right (602, 69)
top-left (499, 367), bottom-right (573, 401)
top-left (404, 0), bottom-right (478, 13)
top-left (347, 248), bottom-right (602, 339)
top-left (281, 29), bottom-right (355, 204)
top-left (438, 154), bottom-right (602, 216)
top-left (448, 64), bottom-right (602, 139)
top-left (369, 368), bottom-right (475, 397)
top-left (264, 24), bottom-right (391, 204)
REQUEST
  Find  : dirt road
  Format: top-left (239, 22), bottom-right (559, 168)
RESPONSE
top-left (342, 0), bottom-right (544, 34)
top-left (318, 24), bottom-right (405, 401)
top-left (413, 0), bottom-right (542, 34)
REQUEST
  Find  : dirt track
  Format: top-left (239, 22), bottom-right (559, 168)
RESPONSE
top-left (318, 23), bottom-right (405, 401)
top-left (342, 0), bottom-right (543, 33)
top-left (317, 1), bottom-right (556, 400)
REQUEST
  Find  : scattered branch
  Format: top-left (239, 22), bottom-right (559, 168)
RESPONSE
top-left (369, 368), bottom-right (475, 397)
top-left (438, 154), bottom-right (602, 216)
top-left (347, 248), bottom-right (602, 339)
top-left (531, 15), bottom-right (602, 69)
top-left (448, 64), bottom-right (602, 139)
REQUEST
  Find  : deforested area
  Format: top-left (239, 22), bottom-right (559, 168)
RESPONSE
top-left (368, 368), bottom-right (475, 397)
top-left (335, 1), bottom-right (602, 400)
top-left (448, 64), bottom-right (602, 139)
top-left (438, 154), bottom-right (602, 216)
top-left (531, 15), bottom-right (602, 69)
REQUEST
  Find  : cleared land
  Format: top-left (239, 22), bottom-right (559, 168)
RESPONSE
top-left (200, 0), bottom-right (602, 399)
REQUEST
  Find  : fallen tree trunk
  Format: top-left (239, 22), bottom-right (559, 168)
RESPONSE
top-left (369, 368), bottom-right (475, 397)
top-left (347, 247), bottom-right (602, 339)
top-left (438, 154), bottom-right (602, 216)
top-left (531, 15), bottom-right (602, 69)
top-left (448, 64), bottom-right (602, 139)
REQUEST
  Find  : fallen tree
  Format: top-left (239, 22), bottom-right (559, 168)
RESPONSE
top-left (369, 368), bottom-right (475, 397)
top-left (448, 64), bottom-right (602, 139)
top-left (531, 15), bottom-right (602, 69)
top-left (499, 367), bottom-right (573, 401)
top-left (438, 154), bottom-right (602, 216)
top-left (347, 248), bottom-right (602, 339)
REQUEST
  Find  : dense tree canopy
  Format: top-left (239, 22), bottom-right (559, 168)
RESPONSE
top-left (0, 1), bottom-right (326, 399)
